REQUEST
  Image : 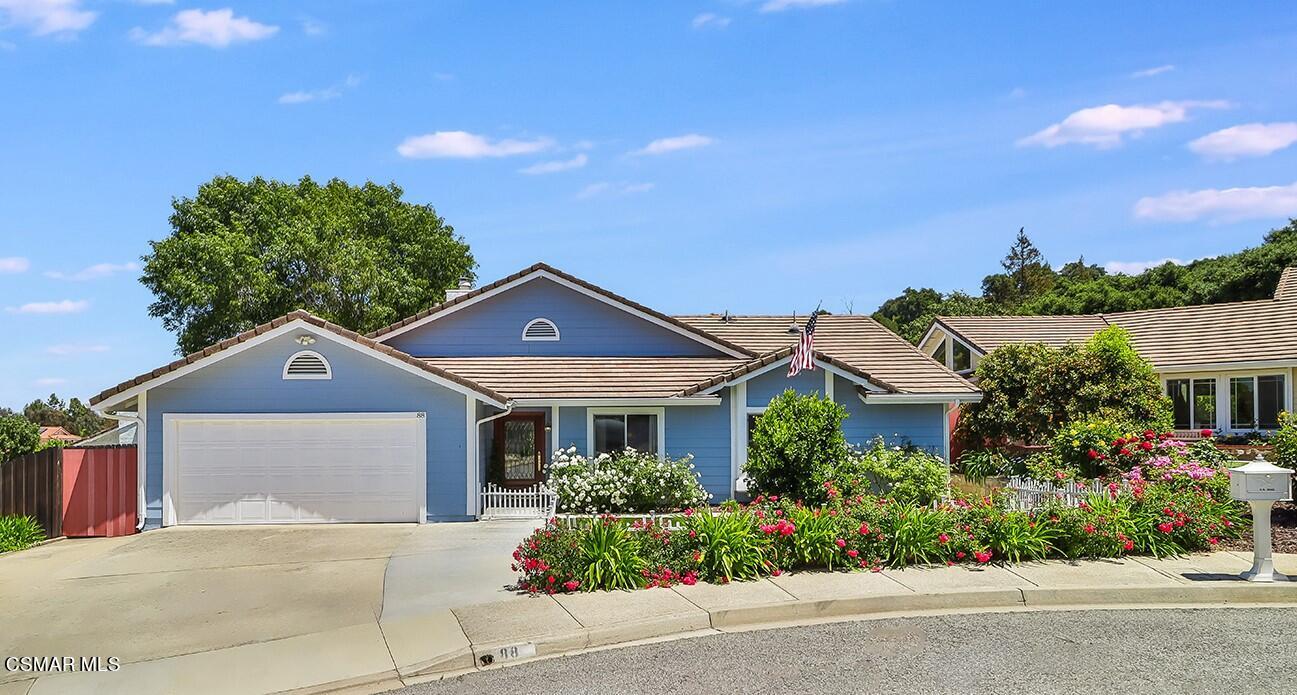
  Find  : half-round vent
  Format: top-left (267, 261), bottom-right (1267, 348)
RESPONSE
top-left (283, 350), bottom-right (332, 379)
top-left (521, 318), bottom-right (560, 341)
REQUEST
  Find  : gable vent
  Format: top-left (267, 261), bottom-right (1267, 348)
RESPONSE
top-left (521, 318), bottom-right (560, 341)
top-left (283, 350), bottom-right (332, 380)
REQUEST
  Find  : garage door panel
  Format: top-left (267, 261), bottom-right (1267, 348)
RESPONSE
top-left (167, 414), bottom-right (425, 524)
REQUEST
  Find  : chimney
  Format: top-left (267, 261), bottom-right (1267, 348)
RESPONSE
top-left (446, 277), bottom-right (474, 301)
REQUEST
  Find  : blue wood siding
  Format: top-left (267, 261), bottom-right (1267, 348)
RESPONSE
top-left (384, 277), bottom-right (725, 357)
top-left (144, 331), bottom-right (471, 524)
top-left (833, 375), bottom-right (945, 455)
top-left (665, 394), bottom-right (731, 501)
top-left (746, 367), bottom-right (826, 407)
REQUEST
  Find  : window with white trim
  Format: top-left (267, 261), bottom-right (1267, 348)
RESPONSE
top-left (522, 318), bottom-right (560, 341)
top-left (283, 350), bottom-right (332, 380)
top-left (1230, 374), bottom-right (1285, 430)
top-left (590, 411), bottom-right (659, 455)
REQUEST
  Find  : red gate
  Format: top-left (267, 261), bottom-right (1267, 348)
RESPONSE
top-left (62, 446), bottom-right (137, 538)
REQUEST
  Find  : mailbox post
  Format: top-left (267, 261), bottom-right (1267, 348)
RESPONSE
top-left (1229, 455), bottom-right (1293, 583)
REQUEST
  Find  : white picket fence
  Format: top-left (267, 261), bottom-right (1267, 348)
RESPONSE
top-left (1003, 475), bottom-right (1106, 510)
top-left (555, 511), bottom-right (691, 529)
top-left (479, 483), bottom-right (559, 520)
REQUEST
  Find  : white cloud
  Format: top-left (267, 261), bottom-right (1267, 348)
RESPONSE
top-left (43, 261), bottom-right (137, 281)
top-left (46, 343), bottom-right (108, 355)
top-left (576, 181), bottom-right (654, 200)
top-left (35, 377), bottom-right (67, 386)
top-left (0, 0), bottom-right (96, 36)
top-left (631, 133), bottom-right (715, 156)
top-left (299, 16), bottom-right (325, 36)
top-left (278, 74), bottom-right (362, 105)
top-left (1103, 258), bottom-right (1186, 275)
top-left (130, 8), bottom-right (278, 48)
top-left (396, 131), bottom-right (554, 159)
top-left (760, 0), bottom-right (846, 12)
top-left (5, 299), bottom-right (89, 314)
top-left (1134, 181), bottom-right (1297, 223)
top-left (1188, 122), bottom-right (1297, 161)
top-left (692, 12), bottom-right (731, 29)
top-left (1017, 100), bottom-right (1230, 149)
top-left (519, 153), bottom-right (588, 175)
top-left (1130, 64), bottom-right (1175, 78)
top-left (0, 256), bottom-right (30, 273)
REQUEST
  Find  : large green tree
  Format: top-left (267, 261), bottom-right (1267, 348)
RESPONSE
top-left (142, 176), bottom-right (475, 354)
top-left (22, 394), bottom-right (111, 437)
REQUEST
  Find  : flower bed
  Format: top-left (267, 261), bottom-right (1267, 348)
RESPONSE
top-left (511, 466), bottom-right (1248, 594)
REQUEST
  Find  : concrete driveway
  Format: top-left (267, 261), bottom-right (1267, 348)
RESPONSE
top-left (0, 520), bottom-right (538, 685)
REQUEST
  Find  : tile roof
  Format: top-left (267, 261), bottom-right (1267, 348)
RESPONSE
top-left (933, 268), bottom-right (1297, 370)
top-left (365, 262), bottom-right (754, 357)
top-left (675, 314), bottom-right (979, 395)
top-left (89, 310), bottom-right (508, 407)
top-left (934, 315), bottom-right (1110, 352)
top-left (423, 356), bottom-right (747, 399)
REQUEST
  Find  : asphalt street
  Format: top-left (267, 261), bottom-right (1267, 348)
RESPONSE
top-left (398, 607), bottom-right (1297, 695)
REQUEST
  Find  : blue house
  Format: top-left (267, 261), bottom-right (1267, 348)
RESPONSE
top-left (90, 263), bottom-right (979, 527)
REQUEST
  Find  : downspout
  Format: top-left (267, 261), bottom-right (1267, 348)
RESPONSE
top-left (101, 409), bottom-right (146, 531)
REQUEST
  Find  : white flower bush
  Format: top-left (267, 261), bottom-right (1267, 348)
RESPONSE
top-left (547, 446), bottom-right (711, 513)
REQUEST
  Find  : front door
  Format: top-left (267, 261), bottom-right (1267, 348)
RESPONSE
top-left (494, 412), bottom-right (546, 486)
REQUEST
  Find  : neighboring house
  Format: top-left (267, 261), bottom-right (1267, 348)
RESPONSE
top-left (39, 426), bottom-right (81, 444)
top-left (89, 263), bottom-right (978, 527)
top-left (921, 267), bottom-right (1297, 437)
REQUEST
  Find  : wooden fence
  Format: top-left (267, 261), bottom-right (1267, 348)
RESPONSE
top-left (480, 483), bottom-right (559, 520)
top-left (1, 448), bottom-right (63, 538)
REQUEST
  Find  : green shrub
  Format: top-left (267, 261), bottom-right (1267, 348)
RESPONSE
top-left (685, 509), bottom-right (771, 582)
top-left (1273, 411), bottom-right (1297, 470)
top-left (744, 389), bottom-right (850, 503)
top-left (1051, 414), bottom-right (1130, 478)
top-left (577, 518), bottom-right (649, 591)
top-left (0, 516), bottom-right (45, 553)
top-left (957, 449), bottom-right (1011, 484)
top-left (547, 447), bottom-right (710, 513)
top-left (835, 438), bottom-right (948, 505)
top-left (881, 505), bottom-right (951, 568)
top-left (779, 506), bottom-right (842, 570)
top-left (0, 416), bottom-right (40, 463)
top-left (959, 326), bottom-right (1172, 448)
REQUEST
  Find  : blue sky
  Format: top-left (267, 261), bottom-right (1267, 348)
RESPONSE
top-left (2, 1), bottom-right (1297, 409)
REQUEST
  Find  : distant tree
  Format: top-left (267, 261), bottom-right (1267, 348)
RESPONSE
top-left (141, 175), bottom-right (476, 354)
top-left (0, 415), bottom-right (40, 462)
top-left (20, 394), bottom-right (111, 437)
top-left (981, 228), bottom-right (1055, 307)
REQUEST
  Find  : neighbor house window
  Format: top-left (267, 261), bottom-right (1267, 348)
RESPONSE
top-left (1231, 374), bottom-right (1286, 430)
top-left (929, 340), bottom-right (945, 361)
top-left (951, 340), bottom-right (972, 372)
top-left (1167, 377), bottom-right (1216, 430)
top-left (591, 411), bottom-right (659, 455)
top-left (282, 350), bottom-right (331, 380)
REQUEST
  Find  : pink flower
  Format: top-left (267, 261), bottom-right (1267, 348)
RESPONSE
top-left (683, 508), bottom-right (694, 517)
top-left (564, 580), bottom-right (579, 591)
top-left (1157, 522), bottom-right (1174, 534)
top-left (938, 533), bottom-right (949, 544)
top-left (769, 495), bottom-right (779, 502)
top-left (1083, 524), bottom-right (1095, 534)
top-left (858, 523), bottom-right (871, 535)
top-left (835, 538), bottom-right (847, 548)
top-left (955, 551), bottom-right (966, 560)
top-left (681, 572), bottom-right (698, 586)
top-left (770, 568), bottom-right (782, 577)
top-left (846, 549), bottom-right (859, 558)
top-left (974, 550), bottom-right (992, 563)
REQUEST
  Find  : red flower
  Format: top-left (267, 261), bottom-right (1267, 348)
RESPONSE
top-left (835, 538), bottom-right (847, 548)
top-left (1087, 449), bottom-right (1100, 460)
top-left (1157, 522), bottom-right (1174, 534)
top-left (564, 580), bottom-right (580, 591)
top-left (1143, 429), bottom-right (1155, 439)
top-left (1118, 448), bottom-right (1131, 456)
top-left (955, 551), bottom-right (966, 560)
top-left (846, 549), bottom-right (859, 558)
top-left (681, 571), bottom-right (698, 586)
top-left (1113, 438), bottom-right (1125, 447)
top-left (1123, 539), bottom-right (1135, 551)
top-left (1083, 524), bottom-right (1096, 534)
top-left (938, 533), bottom-right (949, 544)
top-left (858, 523), bottom-right (871, 535)
top-left (1140, 441), bottom-right (1153, 451)
top-left (974, 550), bottom-right (992, 563)
top-left (1200, 429), bottom-right (1213, 438)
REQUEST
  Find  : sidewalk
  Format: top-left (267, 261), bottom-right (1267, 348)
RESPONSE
top-left (12, 551), bottom-right (1297, 695)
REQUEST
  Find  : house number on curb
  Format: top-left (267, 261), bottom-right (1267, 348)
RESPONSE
top-left (480, 643), bottom-right (536, 666)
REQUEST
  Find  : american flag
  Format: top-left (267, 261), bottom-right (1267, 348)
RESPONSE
top-left (787, 311), bottom-right (817, 377)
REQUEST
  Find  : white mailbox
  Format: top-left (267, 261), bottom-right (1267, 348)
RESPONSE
top-left (1230, 459), bottom-right (1292, 502)
top-left (1229, 456), bottom-right (1293, 582)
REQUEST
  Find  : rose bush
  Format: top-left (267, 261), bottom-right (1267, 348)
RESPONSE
top-left (547, 446), bottom-right (710, 514)
top-left (512, 466), bottom-right (1247, 594)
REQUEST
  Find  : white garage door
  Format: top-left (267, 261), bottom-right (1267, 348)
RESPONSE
top-left (165, 413), bottom-right (425, 525)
